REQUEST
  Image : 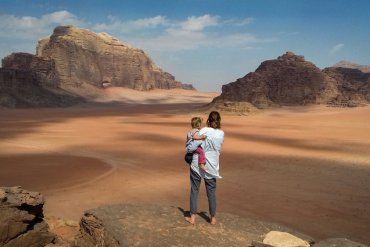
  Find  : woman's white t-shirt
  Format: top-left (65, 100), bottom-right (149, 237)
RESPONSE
top-left (186, 127), bottom-right (224, 179)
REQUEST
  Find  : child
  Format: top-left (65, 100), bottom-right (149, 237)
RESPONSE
top-left (185, 117), bottom-right (207, 171)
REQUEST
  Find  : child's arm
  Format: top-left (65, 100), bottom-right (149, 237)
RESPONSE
top-left (193, 132), bottom-right (207, 140)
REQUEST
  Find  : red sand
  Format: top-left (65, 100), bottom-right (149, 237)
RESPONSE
top-left (1, 90), bottom-right (370, 244)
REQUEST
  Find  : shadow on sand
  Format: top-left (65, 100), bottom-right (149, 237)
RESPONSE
top-left (177, 207), bottom-right (211, 224)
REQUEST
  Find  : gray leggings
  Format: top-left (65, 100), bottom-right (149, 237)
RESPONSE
top-left (190, 168), bottom-right (217, 217)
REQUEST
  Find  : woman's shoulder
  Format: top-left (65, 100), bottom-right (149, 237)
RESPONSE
top-left (215, 129), bottom-right (224, 137)
top-left (201, 127), bottom-right (224, 136)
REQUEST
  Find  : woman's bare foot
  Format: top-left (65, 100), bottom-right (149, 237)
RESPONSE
top-left (210, 217), bottom-right (216, 225)
top-left (199, 163), bottom-right (207, 171)
top-left (185, 214), bottom-right (196, 224)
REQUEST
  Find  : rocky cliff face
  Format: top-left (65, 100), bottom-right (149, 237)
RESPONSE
top-left (36, 25), bottom-right (189, 91)
top-left (212, 52), bottom-right (369, 109)
top-left (0, 66), bottom-right (82, 108)
top-left (323, 67), bottom-right (370, 104)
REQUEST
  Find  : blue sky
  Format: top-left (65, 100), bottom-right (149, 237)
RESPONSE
top-left (1, 0), bottom-right (369, 91)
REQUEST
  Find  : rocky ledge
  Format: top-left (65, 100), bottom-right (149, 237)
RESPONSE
top-left (73, 203), bottom-right (367, 247)
top-left (74, 203), bottom-right (314, 247)
top-left (1, 188), bottom-right (367, 246)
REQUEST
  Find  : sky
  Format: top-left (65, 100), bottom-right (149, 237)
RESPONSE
top-left (0, 0), bottom-right (369, 91)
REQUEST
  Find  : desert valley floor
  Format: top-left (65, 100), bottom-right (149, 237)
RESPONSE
top-left (1, 89), bottom-right (370, 244)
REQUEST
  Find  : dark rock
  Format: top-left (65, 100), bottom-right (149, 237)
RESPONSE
top-left (181, 83), bottom-right (196, 90)
top-left (0, 187), bottom-right (56, 247)
top-left (0, 67), bottom-right (83, 108)
top-left (323, 67), bottom-right (370, 106)
top-left (74, 203), bottom-right (312, 247)
top-left (313, 238), bottom-right (367, 247)
top-left (202, 101), bottom-right (258, 116)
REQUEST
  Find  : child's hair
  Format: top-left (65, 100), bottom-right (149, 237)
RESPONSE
top-left (191, 117), bottom-right (202, 128)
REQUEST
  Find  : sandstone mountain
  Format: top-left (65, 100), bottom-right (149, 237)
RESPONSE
top-left (0, 25), bottom-right (193, 108)
top-left (211, 52), bottom-right (370, 110)
top-left (333, 60), bottom-right (370, 73)
top-left (36, 25), bottom-right (191, 91)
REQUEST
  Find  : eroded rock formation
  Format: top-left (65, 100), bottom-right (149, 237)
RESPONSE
top-left (0, 186), bottom-right (56, 246)
top-left (323, 67), bottom-right (370, 105)
top-left (211, 52), bottom-right (370, 110)
top-left (36, 25), bottom-right (190, 91)
top-left (0, 25), bottom-right (193, 108)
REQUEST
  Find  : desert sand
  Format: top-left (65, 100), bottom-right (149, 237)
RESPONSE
top-left (1, 88), bottom-right (370, 244)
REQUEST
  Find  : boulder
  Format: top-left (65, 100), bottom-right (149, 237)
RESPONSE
top-left (0, 186), bottom-right (56, 246)
top-left (262, 231), bottom-right (310, 247)
top-left (312, 238), bottom-right (367, 247)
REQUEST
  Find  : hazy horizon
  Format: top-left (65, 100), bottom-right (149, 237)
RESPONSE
top-left (1, 0), bottom-right (369, 91)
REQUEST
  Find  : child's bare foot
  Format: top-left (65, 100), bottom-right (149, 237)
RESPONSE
top-left (210, 217), bottom-right (216, 225)
top-left (185, 214), bottom-right (196, 224)
top-left (199, 163), bottom-right (207, 171)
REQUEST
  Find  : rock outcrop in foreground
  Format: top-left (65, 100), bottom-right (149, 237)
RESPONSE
top-left (0, 187), bottom-right (56, 246)
top-left (1, 188), bottom-right (367, 247)
top-left (74, 203), bottom-right (312, 247)
top-left (0, 25), bottom-right (193, 108)
top-left (74, 203), bottom-right (367, 247)
top-left (211, 52), bottom-right (370, 111)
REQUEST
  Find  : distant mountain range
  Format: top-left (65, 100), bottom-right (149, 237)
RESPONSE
top-left (1, 26), bottom-right (369, 109)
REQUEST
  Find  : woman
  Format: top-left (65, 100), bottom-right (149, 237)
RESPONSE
top-left (185, 111), bottom-right (224, 225)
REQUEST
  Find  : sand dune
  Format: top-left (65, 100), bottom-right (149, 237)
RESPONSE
top-left (0, 89), bottom-right (370, 244)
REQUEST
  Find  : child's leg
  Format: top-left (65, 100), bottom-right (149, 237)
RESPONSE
top-left (195, 146), bottom-right (206, 164)
top-left (195, 146), bottom-right (207, 170)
